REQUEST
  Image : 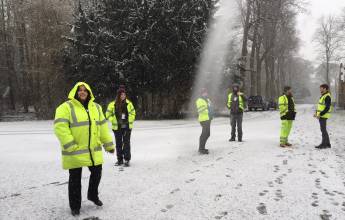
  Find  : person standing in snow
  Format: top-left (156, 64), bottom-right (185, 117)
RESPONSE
top-left (106, 86), bottom-right (136, 167)
top-left (227, 84), bottom-right (246, 142)
top-left (54, 82), bottom-right (115, 216)
top-left (314, 84), bottom-right (332, 149)
top-left (278, 86), bottom-right (296, 148)
top-left (196, 87), bottom-right (213, 154)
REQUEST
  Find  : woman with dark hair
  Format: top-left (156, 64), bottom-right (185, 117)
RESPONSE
top-left (106, 87), bottom-right (136, 167)
top-left (54, 82), bottom-right (115, 216)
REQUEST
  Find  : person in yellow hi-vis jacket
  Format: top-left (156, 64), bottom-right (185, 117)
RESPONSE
top-left (196, 88), bottom-right (213, 154)
top-left (227, 84), bottom-right (246, 142)
top-left (314, 84), bottom-right (332, 149)
top-left (278, 86), bottom-right (296, 148)
top-left (106, 86), bottom-right (136, 167)
top-left (54, 82), bottom-right (115, 216)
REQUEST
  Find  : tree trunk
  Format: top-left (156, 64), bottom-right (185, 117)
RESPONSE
top-left (240, 0), bottom-right (252, 93)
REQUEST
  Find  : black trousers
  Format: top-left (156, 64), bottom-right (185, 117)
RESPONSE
top-left (319, 118), bottom-right (330, 146)
top-left (230, 113), bottom-right (243, 140)
top-left (199, 120), bottom-right (211, 151)
top-left (68, 165), bottom-right (102, 211)
top-left (114, 129), bottom-right (132, 162)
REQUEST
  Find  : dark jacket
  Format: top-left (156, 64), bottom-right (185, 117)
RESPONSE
top-left (281, 95), bottom-right (296, 120)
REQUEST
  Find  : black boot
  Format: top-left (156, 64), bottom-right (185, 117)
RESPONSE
top-left (199, 149), bottom-right (209, 154)
top-left (229, 137), bottom-right (235, 142)
top-left (71, 209), bottom-right (80, 216)
top-left (115, 161), bottom-right (123, 166)
top-left (88, 197), bottom-right (103, 206)
top-left (315, 144), bottom-right (327, 149)
top-left (124, 161), bottom-right (130, 167)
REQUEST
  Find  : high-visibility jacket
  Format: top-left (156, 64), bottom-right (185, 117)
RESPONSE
top-left (279, 95), bottom-right (295, 117)
top-left (105, 100), bottom-right (136, 130)
top-left (54, 82), bottom-right (115, 170)
top-left (227, 93), bottom-right (244, 111)
top-left (196, 98), bottom-right (212, 122)
top-left (317, 93), bottom-right (332, 119)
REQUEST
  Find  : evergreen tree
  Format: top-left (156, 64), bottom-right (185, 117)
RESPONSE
top-left (63, 0), bottom-right (216, 118)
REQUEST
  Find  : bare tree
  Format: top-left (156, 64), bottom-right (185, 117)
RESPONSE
top-left (314, 15), bottom-right (342, 85)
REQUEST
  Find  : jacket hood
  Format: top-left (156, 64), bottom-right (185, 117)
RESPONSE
top-left (68, 82), bottom-right (95, 101)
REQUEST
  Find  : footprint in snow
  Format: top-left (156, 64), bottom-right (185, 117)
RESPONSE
top-left (274, 177), bottom-right (283, 185)
top-left (216, 157), bottom-right (223, 161)
top-left (190, 170), bottom-right (200, 174)
top-left (256, 203), bottom-right (268, 215)
top-left (283, 160), bottom-right (288, 165)
top-left (214, 211), bottom-right (228, 219)
top-left (320, 210), bottom-right (332, 220)
top-left (204, 164), bottom-right (214, 168)
top-left (311, 201), bottom-right (319, 207)
top-left (83, 217), bottom-right (101, 220)
top-left (28, 186), bottom-right (37, 190)
top-left (170, 188), bottom-right (180, 194)
top-left (235, 183), bottom-right (243, 189)
top-left (185, 178), bottom-right (195, 183)
top-left (312, 192), bottom-right (318, 199)
top-left (259, 190), bottom-right (269, 196)
top-left (214, 194), bottom-right (222, 201)
top-left (11, 193), bottom-right (21, 198)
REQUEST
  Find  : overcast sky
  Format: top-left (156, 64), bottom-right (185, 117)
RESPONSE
top-left (297, 0), bottom-right (345, 62)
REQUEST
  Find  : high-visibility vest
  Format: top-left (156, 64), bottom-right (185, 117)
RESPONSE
top-left (54, 82), bottom-right (115, 170)
top-left (227, 93), bottom-right (244, 111)
top-left (105, 100), bottom-right (136, 130)
top-left (196, 98), bottom-right (211, 122)
top-left (278, 95), bottom-right (295, 117)
top-left (317, 93), bottom-right (332, 119)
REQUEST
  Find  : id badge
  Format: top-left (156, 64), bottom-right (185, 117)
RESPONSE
top-left (122, 113), bottom-right (126, 120)
top-left (234, 97), bottom-right (238, 101)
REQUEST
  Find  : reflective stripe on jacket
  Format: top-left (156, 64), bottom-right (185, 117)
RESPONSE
top-left (227, 93), bottom-right (244, 111)
top-left (279, 95), bottom-right (295, 117)
top-left (317, 93), bottom-right (332, 119)
top-left (196, 98), bottom-right (211, 122)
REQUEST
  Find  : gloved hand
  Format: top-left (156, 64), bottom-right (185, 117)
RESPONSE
top-left (107, 149), bottom-right (115, 154)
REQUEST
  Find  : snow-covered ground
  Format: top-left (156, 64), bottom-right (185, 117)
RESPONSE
top-left (1, 105), bottom-right (345, 220)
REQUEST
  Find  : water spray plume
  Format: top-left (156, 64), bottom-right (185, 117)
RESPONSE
top-left (189, 0), bottom-right (239, 114)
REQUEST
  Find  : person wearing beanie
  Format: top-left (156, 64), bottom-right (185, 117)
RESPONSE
top-left (195, 87), bottom-right (213, 154)
top-left (314, 84), bottom-right (332, 149)
top-left (227, 84), bottom-right (246, 142)
top-left (278, 86), bottom-right (296, 148)
top-left (106, 86), bottom-right (136, 167)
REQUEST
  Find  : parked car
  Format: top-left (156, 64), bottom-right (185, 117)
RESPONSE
top-left (267, 99), bottom-right (278, 110)
top-left (248, 95), bottom-right (269, 111)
